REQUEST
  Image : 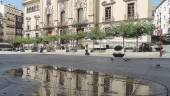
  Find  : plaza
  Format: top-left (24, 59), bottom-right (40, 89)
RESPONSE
top-left (0, 54), bottom-right (169, 96)
top-left (0, 0), bottom-right (170, 96)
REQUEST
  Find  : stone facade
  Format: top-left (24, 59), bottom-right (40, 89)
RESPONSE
top-left (0, 4), bottom-right (23, 42)
top-left (24, 0), bottom-right (152, 47)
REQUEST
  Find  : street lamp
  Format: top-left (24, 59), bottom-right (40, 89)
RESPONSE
top-left (159, 12), bottom-right (163, 57)
top-left (157, 27), bottom-right (163, 57)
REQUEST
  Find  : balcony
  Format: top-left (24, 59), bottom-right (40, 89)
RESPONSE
top-left (124, 13), bottom-right (139, 20)
top-left (34, 25), bottom-right (40, 30)
top-left (123, 0), bottom-right (135, 2)
top-left (72, 19), bottom-right (88, 27)
top-left (6, 23), bottom-right (15, 28)
top-left (102, 17), bottom-right (115, 23)
top-left (23, 0), bottom-right (40, 5)
top-left (58, 0), bottom-right (68, 2)
top-left (57, 21), bottom-right (68, 28)
top-left (43, 23), bottom-right (54, 29)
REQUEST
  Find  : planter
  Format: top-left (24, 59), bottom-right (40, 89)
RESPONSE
top-left (66, 49), bottom-right (70, 52)
top-left (113, 45), bottom-right (125, 57)
top-left (25, 50), bottom-right (32, 52)
top-left (113, 53), bottom-right (125, 57)
top-left (155, 47), bottom-right (163, 51)
top-left (85, 49), bottom-right (90, 55)
top-left (43, 49), bottom-right (47, 52)
top-left (70, 49), bottom-right (77, 52)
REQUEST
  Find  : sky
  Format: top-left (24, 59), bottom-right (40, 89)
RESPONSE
top-left (2, 0), bottom-right (161, 10)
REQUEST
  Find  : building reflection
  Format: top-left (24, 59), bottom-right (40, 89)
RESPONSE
top-left (22, 65), bottom-right (152, 96)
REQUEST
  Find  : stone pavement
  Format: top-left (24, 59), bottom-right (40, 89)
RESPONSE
top-left (0, 55), bottom-right (169, 96)
top-left (0, 50), bottom-right (161, 58)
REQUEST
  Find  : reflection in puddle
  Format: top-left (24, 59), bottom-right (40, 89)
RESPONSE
top-left (5, 65), bottom-right (166, 96)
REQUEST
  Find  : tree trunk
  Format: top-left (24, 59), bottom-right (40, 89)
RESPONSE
top-left (123, 36), bottom-right (125, 48)
top-left (136, 36), bottom-right (139, 52)
top-left (93, 40), bottom-right (94, 49)
top-left (100, 39), bottom-right (102, 52)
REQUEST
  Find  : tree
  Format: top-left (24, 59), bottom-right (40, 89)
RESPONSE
top-left (22, 38), bottom-right (34, 44)
top-left (87, 27), bottom-right (106, 50)
top-left (132, 21), bottom-right (155, 51)
top-left (12, 37), bottom-right (23, 48)
top-left (76, 31), bottom-right (86, 45)
top-left (87, 27), bottom-right (98, 49)
top-left (115, 22), bottom-right (133, 48)
top-left (143, 22), bottom-right (155, 35)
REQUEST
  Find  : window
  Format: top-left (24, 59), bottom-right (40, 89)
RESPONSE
top-left (105, 27), bottom-right (111, 32)
top-left (35, 18), bottom-right (39, 29)
top-left (77, 8), bottom-right (83, 23)
top-left (27, 25), bottom-right (30, 30)
top-left (168, 28), bottom-right (170, 34)
top-left (35, 25), bottom-right (39, 29)
top-left (46, 14), bottom-right (52, 25)
top-left (35, 33), bottom-right (39, 38)
top-left (27, 5), bottom-right (40, 13)
top-left (105, 7), bottom-right (111, 21)
top-left (26, 34), bottom-right (30, 38)
top-left (60, 11), bottom-right (65, 25)
top-left (127, 3), bottom-right (135, 19)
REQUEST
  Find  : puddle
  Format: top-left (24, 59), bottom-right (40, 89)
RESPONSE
top-left (4, 65), bottom-right (167, 96)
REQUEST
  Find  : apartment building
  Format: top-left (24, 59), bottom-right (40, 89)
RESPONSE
top-left (24, 0), bottom-right (152, 46)
top-left (23, 0), bottom-right (40, 38)
top-left (0, 4), bottom-right (23, 42)
top-left (154, 0), bottom-right (170, 36)
top-left (0, 12), bottom-right (3, 42)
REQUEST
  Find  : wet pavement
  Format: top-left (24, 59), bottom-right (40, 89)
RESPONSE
top-left (4, 65), bottom-right (168, 96)
top-left (0, 54), bottom-right (170, 96)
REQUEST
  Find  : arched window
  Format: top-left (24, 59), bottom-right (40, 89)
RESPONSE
top-left (168, 28), bottom-right (170, 34)
top-left (60, 11), bottom-right (65, 24)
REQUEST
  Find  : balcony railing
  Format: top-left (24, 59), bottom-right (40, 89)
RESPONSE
top-left (58, 0), bottom-right (68, 2)
top-left (72, 19), bottom-right (88, 26)
top-left (43, 23), bottom-right (54, 29)
top-left (23, 0), bottom-right (40, 5)
top-left (124, 13), bottom-right (139, 20)
top-left (57, 21), bottom-right (68, 27)
top-left (102, 17), bottom-right (114, 23)
top-left (34, 25), bottom-right (40, 30)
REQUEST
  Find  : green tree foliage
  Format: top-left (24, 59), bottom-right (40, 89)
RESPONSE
top-left (111, 21), bottom-right (155, 49)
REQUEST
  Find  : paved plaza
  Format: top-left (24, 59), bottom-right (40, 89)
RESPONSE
top-left (0, 54), bottom-right (169, 96)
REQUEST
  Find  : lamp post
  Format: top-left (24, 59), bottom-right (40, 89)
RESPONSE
top-left (157, 27), bottom-right (163, 57)
top-left (159, 28), bottom-right (163, 57)
top-left (159, 12), bottom-right (163, 57)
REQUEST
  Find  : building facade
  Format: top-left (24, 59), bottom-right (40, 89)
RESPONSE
top-left (0, 4), bottom-right (23, 42)
top-left (24, 0), bottom-right (152, 47)
top-left (0, 12), bottom-right (4, 42)
top-left (154, 0), bottom-right (170, 36)
top-left (16, 13), bottom-right (24, 38)
top-left (23, 0), bottom-right (40, 38)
